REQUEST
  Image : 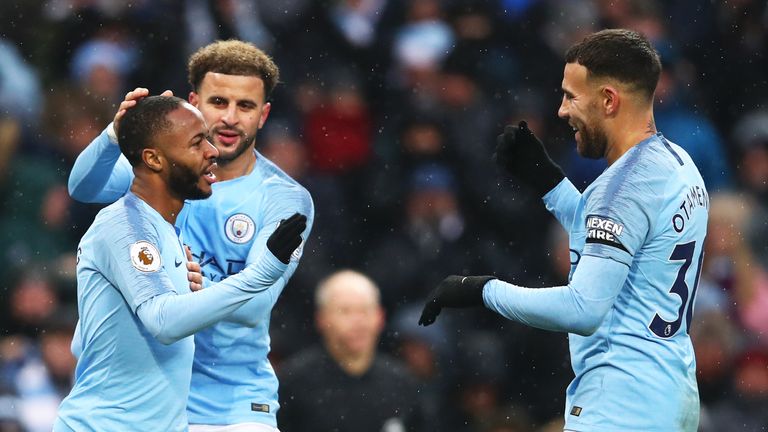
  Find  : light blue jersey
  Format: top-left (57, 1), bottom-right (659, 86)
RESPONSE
top-left (68, 125), bottom-right (314, 426)
top-left (483, 134), bottom-right (707, 431)
top-left (55, 192), bottom-right (194, 432)
top-left (56, 190), bottom-right (292, 431)
top-left (181, 155), bottom-right (313, 426)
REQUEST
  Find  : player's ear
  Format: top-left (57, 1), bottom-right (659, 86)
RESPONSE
top-left (188, 91), bottom-right (199, 107)
top-left (258, 102), bottom-right (271, 129)
top-left (141, 148), bottom-right (163, 173)
top-left (602, 86), bottom-right (619, 116)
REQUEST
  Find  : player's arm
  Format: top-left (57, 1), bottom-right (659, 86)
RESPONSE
top-left (71, 320), bottom-right (83, 359)
top-left (419, 256), bottom-right (629, 336)
top-left (482, 255), bottom-right (629, 334)
top-left (543, 178), bottom-right (582, 232)
top-left (67, 124), bottom-right (133, 203)
top-left (68, 88), bottom-right (170, 203)
top-left (420, 182), bottom-right (651, 335)
top-left (108, 214), bottom-right (306, 344)
top-left (226, 189), bottom-right (315, 327)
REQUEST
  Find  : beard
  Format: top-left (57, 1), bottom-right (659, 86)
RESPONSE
top-left (212, 126), bottom-right (257, 165)
top-left (577, 121), bottom-right (608, 160)
top-left (168, 161), bottom-right (210, 200)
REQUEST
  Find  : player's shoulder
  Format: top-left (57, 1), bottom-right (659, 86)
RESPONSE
top-left (255, 153), bottom-right (314, 212)
top-left (90, 194), bottom-right (162, 243)
top-left (590, 134), bottom-right (685, 201)
top-left (256, 154), bottom-right (310, 194)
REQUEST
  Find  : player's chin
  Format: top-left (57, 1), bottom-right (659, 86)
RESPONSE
top-left (213, 136), bottom-right (240, 153)
top-left (187, 181), bottom-right (214, 200)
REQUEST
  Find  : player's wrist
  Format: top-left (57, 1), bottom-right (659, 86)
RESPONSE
top-left (107, 122), bottom-right (119, 144)
top-left (531, 163), bottom-right (565, 197)
top-left (443, 275), bottom-right (497, 307)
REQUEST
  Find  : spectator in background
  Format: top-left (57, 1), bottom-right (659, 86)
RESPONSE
top-left (304, 72), bottom-right (372, 175)
top-left (278, 270), bottom-right (422, 431)
top-left (388, 0), bottom-right (455, 114)
top-left (732, 108), bottom-right (768, 204)
top-left (69, 32), bottom-right (138, 104)
top-left (1, 2), bottom-right (767, 430)
top-left (0, 321), bottom-right (75, 432)
top-left (390, 303), bottom-right (454, 430)
top-left (0, 382), bottom-right (23, 432)
top-left (182, 0), bottom-right (274, 55)
top-left (0, 38), bottom-right (43, 126)
top-left (652, 54), bottom-right (732, 192)
top-left (700, 347), bottom-right (768, 432)
top-left (732, 107), bottom-right (768, 267)
top-left (702, 193), bottom-right (768, 342)
top-left (689, 311), bottom-right (741, 406)
top-left (365, 163), bottom-right (480, 309)
top-left (0, 86), bottom-right (109, 296)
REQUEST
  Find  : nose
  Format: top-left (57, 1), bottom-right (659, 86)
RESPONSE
top-left (557, 95), bottom-right (568, 119)
top-left (221, 104), bottom-right (238, 126)
top-left (204, 138), bottom-right (219, 159)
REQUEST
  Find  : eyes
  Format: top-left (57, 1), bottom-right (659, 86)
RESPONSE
top-left (190, 133), bottom-right (212, 148)
top-left (207, 96), bottom-right (257, 110)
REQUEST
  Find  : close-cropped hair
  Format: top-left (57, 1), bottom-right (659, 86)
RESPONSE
top-left (314, 269), bottom-right (381, 309)
top-left (565, 29), bottom-right (662, 101)
top-left (118, 95), bottom-right (185, 166)
top-left (187, 40), bottom-right (280, 99)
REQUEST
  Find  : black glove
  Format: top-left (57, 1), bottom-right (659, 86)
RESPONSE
top-left (267, 213), bottom-right (307, 264)
top-left (418, 275), bottom-right (497, 326)
top-left (494, 121), bottom-right (565, 196)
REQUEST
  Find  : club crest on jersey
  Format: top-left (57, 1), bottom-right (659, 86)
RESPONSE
top-left (585, 215), bottom-right (628, 252)
top-left (130, 241), bottom-right (161, 272)
top-left (225, 214), bottom-right (255, 244)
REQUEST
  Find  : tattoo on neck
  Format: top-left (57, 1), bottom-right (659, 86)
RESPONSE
top-left (646, 119), bottom-right (656, 134)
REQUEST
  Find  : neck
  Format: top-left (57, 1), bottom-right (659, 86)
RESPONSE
top-left (215, 148), bottom-right (256, 181)
top-left (605, 107), bottom-right (656, 165)
top-left (325, 343), bottom-right (375, 377)
top-left (130, 175), bottom-right (184, 225)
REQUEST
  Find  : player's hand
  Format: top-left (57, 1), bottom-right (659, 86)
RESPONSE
top-left (267, 213), bottom-right (307, 264)
top-left (186, 245), bottom-right (203, 292)
top-left (494, 120), bottom-right (565, 196)
top-left (113, 88), bottom-right (174, 136)
top-left (418, 275), bottom-right (496, 326)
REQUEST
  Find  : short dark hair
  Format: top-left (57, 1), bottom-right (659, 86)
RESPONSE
top-left (187, 40), bottom-right (280, 99)
top-left (118, 95), bottom-right (185, 166)
top-left (565, 29), bottom-right (661, 101)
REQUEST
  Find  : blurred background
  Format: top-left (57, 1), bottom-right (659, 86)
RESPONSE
top-left (0, 0), bottom-right (766, 431)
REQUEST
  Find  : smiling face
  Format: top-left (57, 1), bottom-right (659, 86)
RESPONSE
top-left (558, 62), bottom-right (609, 160)
top-left (158, 103), bottom-right (219, 199)
top-left (188, 72), bottom-right (271, 165)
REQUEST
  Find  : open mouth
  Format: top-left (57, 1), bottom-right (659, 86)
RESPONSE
top-left (202, 163), bottom-right (218, 184)
top-left (570, 123), bottom-right (580, 141)
top-left (215, 130), bottom-right (241, 146)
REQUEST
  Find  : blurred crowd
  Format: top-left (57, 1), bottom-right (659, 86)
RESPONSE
top-left (1, 0), bottom-right (767, 431)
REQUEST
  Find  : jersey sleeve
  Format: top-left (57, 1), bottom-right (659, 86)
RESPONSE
top-left (68, 124), bottom-right (133, 203)
top-left (580, 171), bottom-right (658, 266)
top-left (98, 221), bottom-right (175, 312)
top-left (482, 254), bottom-right (630, 335)
top-left (136, 250), bottom-right (288, 344)
top-left (543, 178), bottom-right (582, 232)
top-left (226, 184), bottom-right (315, 326)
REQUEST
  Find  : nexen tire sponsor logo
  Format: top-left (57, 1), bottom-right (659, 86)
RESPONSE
top-left (586, 215), bottom-right (628, 252)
